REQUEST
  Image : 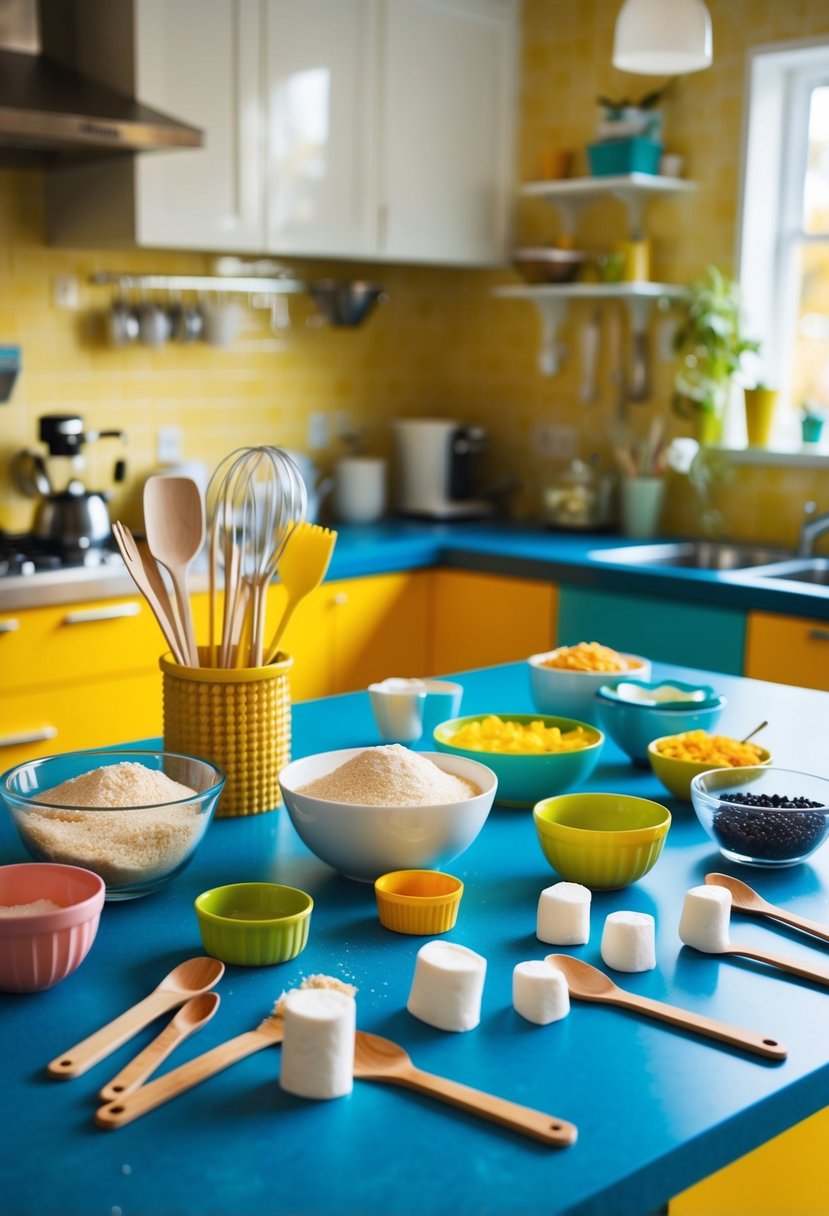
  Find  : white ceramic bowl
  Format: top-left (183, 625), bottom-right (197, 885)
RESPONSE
top-left (528, 648), bottom-right (651, 726)
top-left (278, 749), bottom-right (497, 882)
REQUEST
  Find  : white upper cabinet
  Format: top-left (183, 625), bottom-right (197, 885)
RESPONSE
top-left (47, 0), bottom-right (264, 252)
top-left (134, 0), bottom-right (263, 251)
top-left (265, 0), bottom-right (380, 258)
top-left (380, 0), bottom-right (517, 265)
top-left (48, 0), bottom-right (517, 266)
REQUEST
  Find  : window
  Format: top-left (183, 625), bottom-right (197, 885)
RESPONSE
top-left (738, 39), bottom-right (829, 449)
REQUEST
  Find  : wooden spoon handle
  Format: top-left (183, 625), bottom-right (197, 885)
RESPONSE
top-left (97, 992), bottom-right (220, 1103)
top-left (610, 992), bottom-right (787, 1060)
top-left (387, 1065), bottom-right (577, 1147)
top-left (169, 569), bottom-right (198, 666)
top-left (730, 943), bottom-right (829, 987)
top-left (47, 991), bottom-right (184, 1079)
top-left (95, 1028), bottom-right (276, 1129)
top-left (758, 907), bottom-right (829, 945)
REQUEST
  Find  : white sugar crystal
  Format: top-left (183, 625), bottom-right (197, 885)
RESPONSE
top-left (512, 960), bottom-right (570, 1025)
top-left (536, 882), bottom-right (591, 945)
top-left (679, 885), bottom-right (732, 953)
top-left (601, 911), bottom-right (656, 972)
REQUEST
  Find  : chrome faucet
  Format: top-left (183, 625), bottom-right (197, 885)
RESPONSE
top-left (798, 501), bottom-right (829, 557)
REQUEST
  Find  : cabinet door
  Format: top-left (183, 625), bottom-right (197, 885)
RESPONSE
top-left (265, 0), bottom-right (380, 257)
top-left (330, 572), bottom-right (430, 693)
top-left (745, 611), bottom-right (829, 692)
top-left (381, 0), bottom-right (517, 265)
top-left (268, 582), bottom-right (336, 703)
top-left (430, 570), bottom-right (557, 674)
top-left (135, 0), bottom-right (264, 251)
top-left (557, 586), bottom-right (746, 675)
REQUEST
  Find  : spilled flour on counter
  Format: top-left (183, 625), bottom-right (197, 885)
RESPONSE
top-left (297, 745), bottom-right (478, 806)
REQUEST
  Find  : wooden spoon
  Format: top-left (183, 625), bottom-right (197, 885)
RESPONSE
top-left (48, 957), bottom-right (224, 1080)
top-left (95, 1011), bottom-right (285, 1129)
top-left (547, 955), bottom-right (786, 1061)
top-left (143, 475), bottom-right (205, 666)
top-left (112, 521), bottom-right (185, 665)
top-left (699, 940), bottom-right (829, 987)
top-left (353, 1031), bottom-right (577, 1146)
top-left (705, 873), bottom-right (829, 944)
top-left (98, 991), bottom-right (221, 1103)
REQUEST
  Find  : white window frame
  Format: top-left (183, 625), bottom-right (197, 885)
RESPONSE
top-left (737, 37), bottom-right (829, 451)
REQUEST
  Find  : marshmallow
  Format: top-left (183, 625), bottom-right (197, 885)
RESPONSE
top-left (536, 882), bottom-right (591, 945)
top-left (512, 960), bottom-right (570, 1025)
top-left (407, 940), bottom-right (487, 1032)
top-left (678, 885), bottom-right (732, 953)
top-left (601, 911), bottom-right (656, 972)
top-left (279, 988), bottom-right (356, 1099)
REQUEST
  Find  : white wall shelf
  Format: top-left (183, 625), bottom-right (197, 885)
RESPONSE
top-left (521, 173), bottom-right (696, 237)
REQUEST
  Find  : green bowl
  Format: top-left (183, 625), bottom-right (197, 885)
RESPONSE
top-left (433, 713), bottom-right (604, 807)
top-left (194, 882), bottom-right (313, 966)
top-left (533, 792), bottom-right (671, 889)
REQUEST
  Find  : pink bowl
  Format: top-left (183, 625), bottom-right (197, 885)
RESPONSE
top-left (0, 863), bottom-right (105, 993)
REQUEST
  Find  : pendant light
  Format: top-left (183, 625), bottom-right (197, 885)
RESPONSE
top-left (612, 0), bottom-right (712, 75)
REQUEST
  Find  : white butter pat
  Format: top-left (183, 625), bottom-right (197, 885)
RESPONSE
top-left (407, 940), bottom-right (487, 1032)
top-left (512, 960), bottom-right (570, 1025)
top-left (536, 882), bottom-right (591, 945)
top-left (279, 988), bottom-right (356, 1100)
top-left (679, 885), bottom-right (732, 953)
top-left (601, 911), bottom-right (656, 972)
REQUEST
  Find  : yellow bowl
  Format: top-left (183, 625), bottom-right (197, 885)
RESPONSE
top-left (648, 734), bottom-right (773, 802)
top-left (374, 869), bottom-right (463, 935)
top-left (533, 793), bottom-right (671, 890)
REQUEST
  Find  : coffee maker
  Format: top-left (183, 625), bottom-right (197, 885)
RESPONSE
top-left (11, 414), bottom-right (126, 555)
top-left (392, 419), bottom-right (492, 520)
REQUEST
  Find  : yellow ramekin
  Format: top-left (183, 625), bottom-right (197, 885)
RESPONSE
top-left (374, 870), bottom-right (464, 935)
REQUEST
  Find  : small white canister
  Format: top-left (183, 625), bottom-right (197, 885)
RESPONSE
top-left (333, 456), bottom-right (387, 524)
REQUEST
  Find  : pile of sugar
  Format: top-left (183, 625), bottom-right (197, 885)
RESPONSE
top-left (21, 762), bottom-right (203, 887)
top-left (0, 899), bottom-right (62, 917)
top-left (298, 745), bottom-right (479, 806)
top-left (273, 973), bottom-right (358, 1017)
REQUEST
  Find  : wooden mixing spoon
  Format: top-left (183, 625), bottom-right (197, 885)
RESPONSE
top-left (547, 955), bottom-right (786, 1061)
top-left (353, 1031), bottom-right (577, 1147)
top-left (705, 873), bottom-right (829, 944)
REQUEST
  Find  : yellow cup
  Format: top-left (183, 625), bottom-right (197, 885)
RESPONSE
top-left (160, 649), bottom-right (292, 818)
top-left (744, 388), bottom-right (778, 447)
top-left (374, 870), bottom-right (463, 935)
top-left (618, 238), bottom-right (651, 282)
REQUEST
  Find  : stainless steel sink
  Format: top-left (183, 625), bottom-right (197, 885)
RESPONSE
top-left (744, 557), bottom-right (829, 587)
top-left (589, 541), bottom-right (792, 571)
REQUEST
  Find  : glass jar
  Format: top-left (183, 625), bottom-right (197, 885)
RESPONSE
top-left (542, 459), bottom-right (616, 530)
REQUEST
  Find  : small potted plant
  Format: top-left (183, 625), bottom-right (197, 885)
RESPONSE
top-left (672, 265), bottom-right (760, 446)
top-left (801, 402), bottom-right (826, 446)
top-left (590, 83), bottom-right (672, 176)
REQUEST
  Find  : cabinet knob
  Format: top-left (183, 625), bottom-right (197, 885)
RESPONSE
top-left (0, 726), bottom-right (58, 749)
top-left (62, 602), bottom-right (141, 625)
top-left (331, 592), bottom-right (348, 607)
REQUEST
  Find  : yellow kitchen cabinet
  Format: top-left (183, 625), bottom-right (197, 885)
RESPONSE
top-left (670, 1107), bottom-right (829, 1215)
top-left (271, 571), bottom-right (431, 701)
top-left (0, 672), bottom-right (163, 770)
top-left (745, 611), bottom-right (829, 692)
top-left (429, 569), bottom-right (557, 674)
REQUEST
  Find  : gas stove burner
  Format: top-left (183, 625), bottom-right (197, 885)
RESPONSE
top-left (0, 531), bottom-right (121, 577)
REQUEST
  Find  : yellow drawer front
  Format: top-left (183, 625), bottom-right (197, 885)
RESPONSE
top-left (0, 598), bottom-right (167, 692)
top-left (670, 1106), bottom-right (829, 1215)
top-left (745, 611), bottom-right (829, 691)
top-left (430, 570), bottom-right (557, 675)
top-left (0, 671), bottom-right (163, 769)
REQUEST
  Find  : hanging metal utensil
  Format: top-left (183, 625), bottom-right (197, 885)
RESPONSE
top-left (578, 308), bottom-right (602, 405)
top-left (627, 297), bottom-right (651, 404)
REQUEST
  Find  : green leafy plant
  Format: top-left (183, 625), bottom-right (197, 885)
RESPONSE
top-left (672, 265), bottom-right (760, 421)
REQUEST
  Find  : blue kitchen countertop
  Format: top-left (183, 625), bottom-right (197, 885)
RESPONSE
top-left (2, 661), bottom-right (828, 1216)
top-left (1, 521), bottom-right (826, 619)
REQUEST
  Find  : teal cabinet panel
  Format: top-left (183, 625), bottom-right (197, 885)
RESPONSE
top-left (557, 585), bottom-right (746, 675)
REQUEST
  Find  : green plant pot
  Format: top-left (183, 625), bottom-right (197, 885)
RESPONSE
top-left (802, 415), bottom-right (825, 444)
top-left (696, 411), bottom-right (724, 446)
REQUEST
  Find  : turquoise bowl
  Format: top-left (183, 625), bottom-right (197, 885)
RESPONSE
top-left (433, 713), bottom-right (604, 808)
top-left (596, 687), bottom-right (726, 768)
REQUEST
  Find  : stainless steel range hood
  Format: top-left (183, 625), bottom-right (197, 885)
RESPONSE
top-left (0, 0), bottom-right (203, 166)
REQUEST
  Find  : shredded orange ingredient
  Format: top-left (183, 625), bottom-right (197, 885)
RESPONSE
top-left (448, 714), bottom-right (597, 754)
top-left (541, 641), bottom-right (641, 674)
top-left (655, 730), bottom-right (765, 767)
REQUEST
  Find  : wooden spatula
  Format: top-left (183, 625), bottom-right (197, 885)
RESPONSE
top-left (353, 1030), bottom-right (577, 1146)
top-left (547, 955), bottom-right (786, 1061)
top-left (705, 873), bottom-right (829, 943)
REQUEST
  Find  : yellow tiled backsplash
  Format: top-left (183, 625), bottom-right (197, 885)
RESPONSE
top-left (1, 0), bottom-right (828, 546)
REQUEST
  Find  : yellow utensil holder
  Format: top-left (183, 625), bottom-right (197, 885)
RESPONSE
top-left (160, 649), bottom-right (293, 818)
